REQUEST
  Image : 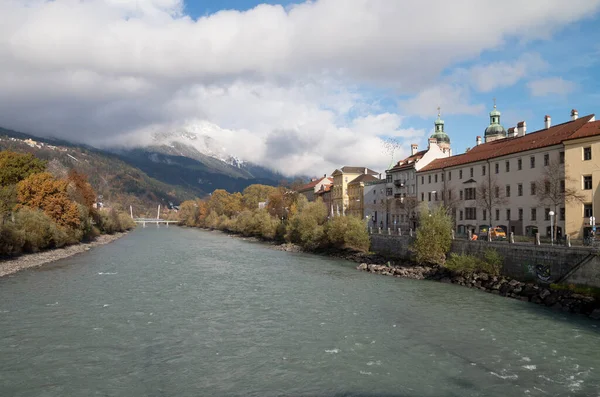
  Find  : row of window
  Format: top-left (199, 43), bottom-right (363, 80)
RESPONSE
top-left (420, 176), bottom-right (592, 202)
top-left (421, 151), bottom-right (566, 185)
top-left (457, 207), bottom-right (567, 222)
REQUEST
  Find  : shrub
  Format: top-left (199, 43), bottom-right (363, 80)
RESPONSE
top-left (444, 249), bottom-right (503, 276)
top-left (411, 205), bottom-right (453, 265)
top-left (325, 215), bottom-right (370, 252)
top-left (285, 200), bottom-right (328, 250)
top-left (13, 208), bottom-right (68, 252)
top-left (0, 222), bottom-right (25, 256)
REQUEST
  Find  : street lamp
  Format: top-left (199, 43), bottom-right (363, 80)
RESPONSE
top-left (549, 210), bottom-right (555, 245)
top-left (590, 215), bottom-right (596, 235)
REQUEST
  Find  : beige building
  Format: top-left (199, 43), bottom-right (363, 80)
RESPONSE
top-left (331, 166), bottom-right (379, 215)
top-left (417, 106), bottom-right (599, 239)
top-left (379, 111), bottom-right (452, 231)
top-left (347, 174), bottom-right (380, 219)
top-left (297, 176), bottom-right (333, 202)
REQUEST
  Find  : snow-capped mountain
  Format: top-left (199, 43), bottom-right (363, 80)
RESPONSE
top-left (152, 128), bottom-right (244, 168)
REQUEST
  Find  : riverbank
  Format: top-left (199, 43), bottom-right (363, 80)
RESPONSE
top-left (0, 232), bottom-right (128, 278)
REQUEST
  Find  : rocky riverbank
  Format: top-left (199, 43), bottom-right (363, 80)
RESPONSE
top-left (356, 262), bottom-right (600, 319)
top-left (0, 232), bottom-right (128, 278)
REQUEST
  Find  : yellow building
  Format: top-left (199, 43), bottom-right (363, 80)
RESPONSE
top-left (347, 174), bottom-right (380, 218)
top-left (331, 166), bottom-right (379, 215)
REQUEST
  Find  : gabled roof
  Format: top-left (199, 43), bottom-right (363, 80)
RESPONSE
top-left (297, 176), bottom-right (333, 192)
top-left (387, 150), bottom-right (427, 172)
top-left (420, 115), bottom-right (597, 172)
top-left (348, 174), bottom-right (380, 185)
top-left (333, 166), bottom-right (379, 175)
top-left (315, 185), bottom-right (332, 195)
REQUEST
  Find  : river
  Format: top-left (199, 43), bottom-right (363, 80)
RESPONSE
top-left (1, 227), bottom-right (599, 396)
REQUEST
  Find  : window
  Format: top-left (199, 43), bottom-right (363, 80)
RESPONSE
top-left (545, 208), bottom-right (550, 221)
top-left (435, 174), bottom-right (438, 183)
top-left (448, 191), bottom-right (452, 200)
top-left (465, 187), bottom-right (476, 200)
top-left (518, 183), bottom-right (523, 196)
top-left (560, 207), bottom-right (565, 221)
top-left (459, 170), bottom-right (463, 179)
top-left (460, 190), bottom-right (464, 200)
top-left (428, 192), bottom-right (432, 201)
top-left (560, 180), bottom-right (565, 192)
top-left (434, 192), bottom-right (438, 201)
top-left (470, 167), bottom-right (473, 178)
top-left (506, 209), bottom-right (511, 221)
top-left (530, 156), bottom-right (535, 168)
top-left (545, 181), bottom-right (551, 194)
top-left (544, 153), bottom-right (550, 166)
top-left (495, 209), bottom-right (500, 221)
top-left (482, 209), bottom-right (487, 221)
top-left (495, 186), bottom-right (500, 198)
top-left (386, 174), bottom-right (392, 183)
top-left (482, 165), bottom-right (486, 176)
top-left (505, 161), bottom-right (510, 172)
top-left (495, 163), bottom-right (499, 174)
top-left (428, 175), bottom-right (431, 184)
top-left (531, 208), bottom-right (537, 221)
top-left (584, 204), bottom-right (593, 218)
top-left (518, 208), bottom-right (523, 221)
top-left (584, 147), bottom-right (592, 161)
top-left (421, 176), bottom-right (424, 184)
top-left (459, 210), bottom-right (464, 221)
top-left (386, 188), bottom-right (393, 196)
top-left (373, 199), bottom-right (376, 204)
top-left (530, 182), bottom-right (536, 195)
top-left (448, 171), bottom-right (452, 181)
top-left (421, 192), bottom-right (425, 201)
top-left (465, 207), bottom-right (477, 220)
top-left (584, 175), bottom-right (593, 190)
top-left (518, 158), bottom-right (522, 170)
top-left (506, 185), bottom-right (511, 197)
top-left (559, 151), bottom-right (565, 164)
top-left (441, 173), bottom-right (444, 182)
top-left (441, 191), bottom-right (445, 200)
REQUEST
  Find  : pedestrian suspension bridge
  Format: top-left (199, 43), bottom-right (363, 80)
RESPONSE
top-left (131, 205), bottom-right (178, 227)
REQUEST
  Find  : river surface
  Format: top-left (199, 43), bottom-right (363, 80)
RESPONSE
top-left (1, 227), bottom-right (599, 397)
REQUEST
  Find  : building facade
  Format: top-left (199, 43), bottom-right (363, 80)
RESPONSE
top-left (331, 166), bottom-right (379, 215)
top-left (297, 176), bottom-right (333, 202)
top-left (417, 106), bottom-right (599, 239)
top-left (347, 174), bottom-right (380, 219)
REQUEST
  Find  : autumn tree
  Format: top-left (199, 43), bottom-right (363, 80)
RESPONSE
top-left (17, 172), bottom-right (81, 230)
top-left (242, 184), bottom-right (277, 210)
top-left (476, 176), bottom-right (508, 240)
top-left (536, 160), bottom-right (584, 238)
top-left (207, 190), bottom-right (243, 217)
top-left (0, 151), bottom-right (46, 186)
top-left (411, 205), bottom-right (453, 266)
top-left (267, 187), bottom-right (299, 220)
top-left (67, 169), bottom-right (97, 210)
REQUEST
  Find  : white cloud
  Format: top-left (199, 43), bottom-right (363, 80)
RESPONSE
top-left (0, 0), bottom-right (599, 175)
top-left (398, 84), bottom-right (485, 118)
top-left (452, 53), bottom-right (548, 93)
top-left (527, 77), bottom-right (578, 97)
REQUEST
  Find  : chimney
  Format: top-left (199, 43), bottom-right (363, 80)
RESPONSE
top-left (476, 136), bottom-right (482, 146)
top-left (516, 121), bottom-right (526, 136)
top-left (544, 115), bottom-right (551, 129)
top-left (507, 127), bottom-right (516, 138)
top-left (364, 167), bottom-right (368, 174)
top-left (427, 137), bottom-right (436, 149)
top-left (411, 144), bottom-right (418, 156)
top-left (571, 109), bottom-right (579, 121)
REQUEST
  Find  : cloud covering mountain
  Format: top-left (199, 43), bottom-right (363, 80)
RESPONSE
top-left (1, 0), bottom-right (599, 175)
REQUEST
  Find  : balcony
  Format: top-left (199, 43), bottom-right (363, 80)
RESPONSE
top-left (394, 180), bottom-right (405, 188)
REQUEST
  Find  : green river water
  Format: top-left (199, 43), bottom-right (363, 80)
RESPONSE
top-left (1, 227), bottom-right (599, 396)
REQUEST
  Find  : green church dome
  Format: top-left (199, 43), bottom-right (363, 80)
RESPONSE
top-left (484, 101), bottom-right (506, 138)
top-left (430, 108), bottom-right (451, 144)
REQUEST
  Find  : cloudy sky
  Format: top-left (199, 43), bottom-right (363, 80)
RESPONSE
top-left (1, 0), bottom-right (600, 176)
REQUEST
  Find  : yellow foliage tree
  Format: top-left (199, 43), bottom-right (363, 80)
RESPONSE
top-left (17, 172), bottom-right (81, 230)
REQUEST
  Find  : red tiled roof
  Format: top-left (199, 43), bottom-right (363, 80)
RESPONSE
top-left (315, 185), bottom-right (332, 194)
top-left (387, 149), bottom-right (427, 172)
top-left (420, 115), bottom-right (597, 172)
top-left (297, 176), bottom-right (333, 192)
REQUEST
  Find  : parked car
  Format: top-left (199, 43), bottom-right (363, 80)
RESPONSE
top-left (489, 227), bottom-right (506, 240)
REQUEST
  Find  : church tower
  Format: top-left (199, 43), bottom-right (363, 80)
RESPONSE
top-left (484, 99), bottom-right (507, 143)
top-left (429, 107), bottom-right (451, 155)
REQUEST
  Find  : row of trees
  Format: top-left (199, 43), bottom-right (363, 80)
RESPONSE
top-left (0, 150), bottom-right (135, 257)
top-left (178, 185), bottom-right (370, 252)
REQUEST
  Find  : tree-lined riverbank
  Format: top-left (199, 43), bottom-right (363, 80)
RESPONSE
top-left (0, 232), bottom-right (127, 278)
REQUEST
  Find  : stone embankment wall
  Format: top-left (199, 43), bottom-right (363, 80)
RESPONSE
top-left (370, 234), bottom-right (600, 287)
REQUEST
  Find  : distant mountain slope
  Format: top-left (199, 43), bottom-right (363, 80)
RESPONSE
top-left (0, 127), bottom-right (198, 214)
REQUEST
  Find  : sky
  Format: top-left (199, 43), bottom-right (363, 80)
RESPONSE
top-left (1, 0), bottom-right (600, 176)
